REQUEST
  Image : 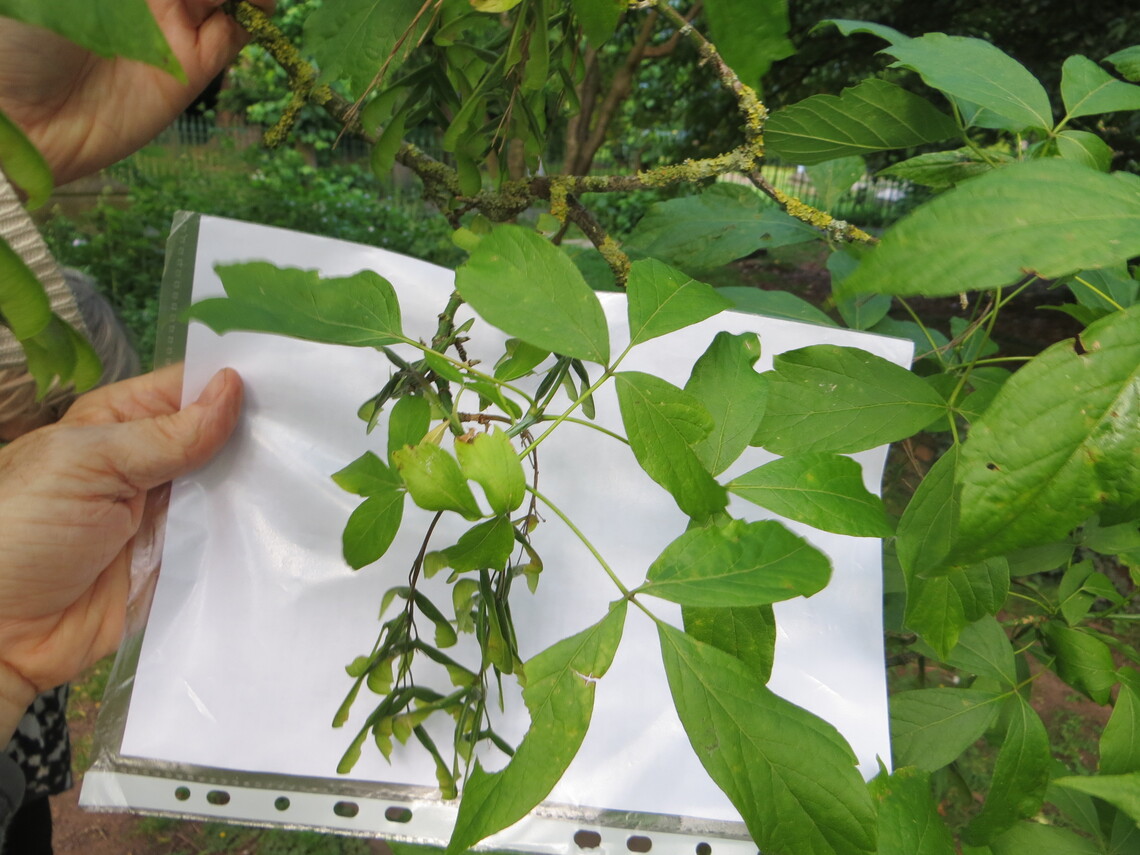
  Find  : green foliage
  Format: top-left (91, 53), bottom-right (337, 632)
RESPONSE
top-left (20, 3), bottom-right (1140, 854)
top-left (765, 78), bottom-right (958, 164)
top-left (40, 149), bottom-right (462, 367)
top-left (0, 0), bottom-right (183, 79)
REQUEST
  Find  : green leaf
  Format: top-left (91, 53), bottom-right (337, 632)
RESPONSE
top-left (640, 519), bottom-right (831, 607)
top-left (392, 442), bottom-right (483, 520)
top-left (659, 624), bottom-right (876, 855)
top-left (703, 0), bottom-right (792, 83)
top-left (0, 0), bottom-right (183, 80)
top-left (333, 452), bottom-right (404, 497)
top-left (570, 0), bottom-right (625, 46)
top-left (897, 449), bottom-right (960, 577)
top-left (830, 249), bottom-right (891, 331)
top-left (190, 263), bottom-right (404, 347)
top-left (728, 452), bottom-right (894, 537)
top-left (1105, 46), bottom-right (1140, 82)
top-left (494, 338), bottom-right (550, 381)
top-left (878, 149), bottom-right (1001, 190)
top-left (950, 305), bottom-right (1140, 564)
top-left (908, 558), bottom-right (1008, 659)
top-left (810, 157), bottom-right (867, 212)
top-left (889, 689), bottom-right (1006, 771)
top-left (455, 429), bottom-right (526, 515)
top-left (965, 696), bottom-right (1051, 844)
top-left (718, 285), bottom-right (839, 327)
top-left (20, 312), bottom-right (101, 395)
top-left (627, 183), bottom-right (819, 271)
top-left (303, 0), bottom-right (430, 96)
top-left (426, 516), bottom-right (515, 575)
top-left (841, 161), bottom-right (1140, 299)
top-left (683, 331), bottom-right (768, 476)
top-left (875, 32), bottom-right (1053, 131)
top-left (626, 259), bottom-right (731, 346)
top-left (1061, 55), bottom-right (1140, 119)
top-left (752, 345), bottom-right (947, 455)
top-left (682, 604), bottom-right (775, 684)
top-left (1056, 130), bottom-right (1115, 172)
top-left (371, 111), bottom-right (407, 177)
top-left (387, 396), bottom-right (432, 462)
top-left (870, 767), bottom-right (956, 855)
top-left (766, 79), bottom-right (957, 165)
top-left (0, 236), bottom-right (51, 340)
top-left (987, 820), bottom-right (1103, 855)
top-left (455, 225), bottom-right (609, 364)
top-left (1102, 684), bottom-right (1140, 775)
top-left (823, 19), bottom-right (909, 45)
top-left (1051, 774), bottom-right (1140, 826)
top-left (0, 111), bottom-right (51, 209)
top-left (614, 372), bottom-right (727, 521)
top-left (938, 616), bottom-right (1017, 686)
top-left (1040, 623), bottom-right (1118, 705)
top-left (1065, 267), bottom-right (1138, 313)
top-left (446, 601), bottom-right (627, 854)
top-left (342, 490), bottom-right (406, 569)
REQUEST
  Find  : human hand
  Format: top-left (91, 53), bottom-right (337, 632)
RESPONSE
top-left (0, 365), bottom-right (242, 738)
top-left (0, 0), bottom-right (274, 186)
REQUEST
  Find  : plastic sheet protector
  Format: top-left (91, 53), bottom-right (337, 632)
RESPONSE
top-left (82, 214), bottom-right (910, 853)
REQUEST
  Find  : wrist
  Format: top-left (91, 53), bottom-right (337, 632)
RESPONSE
top-left (0, 659), bottom-right (35, 746)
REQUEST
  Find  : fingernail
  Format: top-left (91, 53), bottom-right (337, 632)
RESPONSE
top-left (197, 369), bottom-right (229, 406)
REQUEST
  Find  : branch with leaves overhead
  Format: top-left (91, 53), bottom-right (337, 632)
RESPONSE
top-left (226, 0), bottom-right (875, 286)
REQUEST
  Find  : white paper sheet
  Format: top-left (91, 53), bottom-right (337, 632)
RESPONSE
top-left (98, 215), bottom-right (906, 844)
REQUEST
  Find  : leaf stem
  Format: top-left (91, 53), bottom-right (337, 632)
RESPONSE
top-left (526, 485), bottom-right (629, 598)
top-left (517, 342), bottom-right (635, 457)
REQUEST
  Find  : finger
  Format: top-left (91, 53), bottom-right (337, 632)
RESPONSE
top-left (65, 364), bottom-right (186, 426)
top-left (90, 367), bottom-right (243, 491)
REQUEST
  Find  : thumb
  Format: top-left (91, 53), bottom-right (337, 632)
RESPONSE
top-left (94, 368), bottom-right (244, 491)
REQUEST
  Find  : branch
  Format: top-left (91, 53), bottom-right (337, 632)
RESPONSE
top-left (749, 172), bottom-right (878, 246)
